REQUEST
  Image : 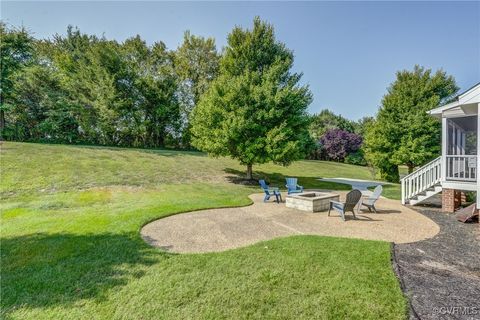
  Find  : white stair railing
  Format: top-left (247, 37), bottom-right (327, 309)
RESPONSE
top-left (401, 157), bottom-right (442, 205)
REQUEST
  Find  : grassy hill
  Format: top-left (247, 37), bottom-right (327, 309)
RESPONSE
top-left (2, 142), bottom-right (383, 196)
top-left (1, 142), bottom-right (406, 319)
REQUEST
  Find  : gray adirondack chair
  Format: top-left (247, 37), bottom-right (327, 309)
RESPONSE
top-left (328, 189), bottom-right (362, 221)
top-left (359, 185), bottom-right (383, 213)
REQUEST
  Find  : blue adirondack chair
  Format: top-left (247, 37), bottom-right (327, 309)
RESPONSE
top-left (259, 180), bottom-right (282, 203)
top-left (285, 177), bottom-right (304, 195)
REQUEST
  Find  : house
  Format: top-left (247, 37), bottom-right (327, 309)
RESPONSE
top-left (401, 82), bottom-right (479, 214)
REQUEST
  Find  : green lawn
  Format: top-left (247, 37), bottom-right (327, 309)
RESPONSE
top-left (369, 184), bottom-right (402, 201)
top-left (1, 142), bottom-right (407, 319)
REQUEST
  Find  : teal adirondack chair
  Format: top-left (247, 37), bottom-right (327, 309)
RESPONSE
top-left (285, 178), bottom-right (304, 195)
top-left (259, 180), bottom-right (282, 203)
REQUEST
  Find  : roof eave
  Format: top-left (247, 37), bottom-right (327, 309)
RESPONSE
top-left (429, 101), bottom-right (458, 116)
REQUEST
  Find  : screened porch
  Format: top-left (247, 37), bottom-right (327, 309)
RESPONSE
top-left (445, 115), bottom-right (478, 182)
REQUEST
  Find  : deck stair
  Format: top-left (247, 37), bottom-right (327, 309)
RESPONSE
top-left (401, 157), bottom-right (442, 205)
top-left (407, 184), bottom-right (442, 205)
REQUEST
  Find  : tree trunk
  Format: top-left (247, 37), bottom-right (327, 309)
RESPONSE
top-left (246, 164), bottom-right (253, 180)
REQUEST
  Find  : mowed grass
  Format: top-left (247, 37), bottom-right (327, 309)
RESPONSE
top-left (1, 142), bottom-right (407, 319)
top-left (369, 184), bottom-right (402, 201)
top-left (1, 142), bottom-right (380, 196)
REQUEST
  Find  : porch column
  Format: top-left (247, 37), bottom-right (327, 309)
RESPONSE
top-left (455, 127), bottom-right (460, 155)
top-left (442, 188), bottom-right (462, 213)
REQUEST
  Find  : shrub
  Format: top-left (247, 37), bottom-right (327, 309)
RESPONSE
top-left (320, 129), bottom-right (362, 161)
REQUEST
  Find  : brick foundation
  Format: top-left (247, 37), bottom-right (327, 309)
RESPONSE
top-left (442, 188), bottom-right (463, 213)
top-left (460, 191), bottom-right (466, 204)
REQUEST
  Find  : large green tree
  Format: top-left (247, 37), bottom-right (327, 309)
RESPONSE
top-left (174, 31), bottom-right (219, 147)
top-left (121, 36), bottom-right (180, 147)
top-left (0, 23), bottom-right (34, 137)
top-left (364, 65), bottom-right (458, 182)
top-left (10, 62), bottom-right (76, 142)
top-left (190, 17), bottom-right (312, 179)
top-left (8, 25), bottom-right (182, 147)
top-left (175, 31), bottom-right (219, 106)
top-left (353, 116), bottom-right (375, 137)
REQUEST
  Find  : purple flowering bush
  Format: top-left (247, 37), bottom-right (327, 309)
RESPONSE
top-left (320, 128), bottom-right (362, 161)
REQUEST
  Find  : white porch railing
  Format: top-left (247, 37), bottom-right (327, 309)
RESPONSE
top-left (401, 157), bottom-right (442, 205)
top-left (445, 155), bottom-right (477, 181)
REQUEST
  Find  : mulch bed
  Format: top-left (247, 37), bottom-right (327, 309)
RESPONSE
top-left (393, 207), bottom-right (480, 320)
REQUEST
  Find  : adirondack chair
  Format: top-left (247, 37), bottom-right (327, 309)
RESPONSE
top-left (259, 180), bottom-right (282, 203)
top-left (285, 178), bottom-right (304, 195)
top-left (359, 185), bottom-right (383, 213)
top-left (328, 189), bottom-right (362, 221)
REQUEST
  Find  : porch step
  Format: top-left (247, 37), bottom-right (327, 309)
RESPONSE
top-left (408, 185), bottom-right (443, 205)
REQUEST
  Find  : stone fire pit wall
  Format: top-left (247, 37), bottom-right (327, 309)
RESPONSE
top-left (286, 192), bottom-right (340, 212)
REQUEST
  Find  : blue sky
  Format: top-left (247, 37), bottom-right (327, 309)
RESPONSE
top-left (2, 1), bottom-right (479, 120)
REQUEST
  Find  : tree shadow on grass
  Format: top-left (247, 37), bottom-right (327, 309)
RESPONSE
top-left (1, 232), bottom-right (168, 315)
top-left (223, 168), bottom-right (352, 191)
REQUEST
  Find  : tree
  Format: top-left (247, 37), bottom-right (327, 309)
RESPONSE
top-left (10, 63), bottom-right (77, 142)
top-left (5, 24), bottom-right (183, 147)
top-left (121, 36), bottom-right (180, 147)
top-left (190, 17), bottom-right (312, 179)
top-left (353, 116), bottom-right (375, 137)
top-left (174, 31), bottom-right (219, 147)
top-left (175, 31), bottom-right (219, 106)
top-left (309, 109), bottom-right (355, 141)
top-left (320, 128), bottom-right (362, 161)
top-left (0, 23), bottom-right (34, 138)
top-left (307, 109), bottom-right (357, 160)
top-left (364, 65), bottom-right (458, 181)
top-left (47, 26), bottom-right (118, 144)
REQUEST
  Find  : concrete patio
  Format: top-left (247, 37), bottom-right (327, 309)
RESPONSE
top-left (141, 191), bottom-right (440, 253)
